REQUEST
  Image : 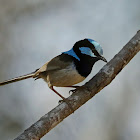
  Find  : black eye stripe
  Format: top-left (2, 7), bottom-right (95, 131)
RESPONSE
top-left (93, 50), bottom-right (100, 56)
top-left (83, 39), bottom-right (101, 56)
top-left (73, 39), bottom-right (101, 57)
top-left (90, 47), bottom-right (100, 56)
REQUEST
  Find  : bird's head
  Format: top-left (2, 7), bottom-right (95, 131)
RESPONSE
top-left (73, 38), bottom-right (107, 63)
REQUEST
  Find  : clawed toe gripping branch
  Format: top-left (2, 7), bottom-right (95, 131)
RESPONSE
top-left (14, 31), bottom-right (140, 140)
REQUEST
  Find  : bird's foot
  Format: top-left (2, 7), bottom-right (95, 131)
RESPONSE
top-left (50, 86), bottom-right (74, 112)
top-left (63, 86), bottom-right (80, 95)
top-left (69, 89), bottom-right (77, 94)
top-left (58, 99), bottom-right (63, 104)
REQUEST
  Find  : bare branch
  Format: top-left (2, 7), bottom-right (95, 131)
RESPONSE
top-left (14, 31), bottom-right (140, 140)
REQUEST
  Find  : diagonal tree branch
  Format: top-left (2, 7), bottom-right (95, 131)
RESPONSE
top-left (14, 31), bottom-right (140, 140)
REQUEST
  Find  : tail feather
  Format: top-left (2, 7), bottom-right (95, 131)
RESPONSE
top-left (0, 72), bottom-right (36, 86)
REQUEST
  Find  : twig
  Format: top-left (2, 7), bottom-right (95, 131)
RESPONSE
top-left (14, 31), bottom-right (140, 140)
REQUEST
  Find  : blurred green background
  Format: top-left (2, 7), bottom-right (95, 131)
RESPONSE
top-left (0, 0), bottom-right (140, 140)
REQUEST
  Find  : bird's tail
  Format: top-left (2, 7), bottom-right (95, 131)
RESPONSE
top-left (0, 70), bottom-right (38, 86)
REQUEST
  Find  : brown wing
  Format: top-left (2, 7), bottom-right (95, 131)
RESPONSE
top-left (35, 54), bottom-right (73, 76)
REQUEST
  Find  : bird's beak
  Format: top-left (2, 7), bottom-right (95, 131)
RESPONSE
top-left (99, 56), bottom-right (107, 63)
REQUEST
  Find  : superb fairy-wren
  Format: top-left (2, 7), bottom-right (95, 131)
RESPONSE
top-left (0, 39), bottom-right (107, 109)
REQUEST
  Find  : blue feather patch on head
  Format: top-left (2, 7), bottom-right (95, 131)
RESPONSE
top-left (87, 39), bottom-right (103, 55)
top-left (63, 48), bottom-right (80, 61)
top-left (79, 47), bottom-right (96, 57)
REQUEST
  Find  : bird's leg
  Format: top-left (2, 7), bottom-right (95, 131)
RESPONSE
top-left (51, 86), bottom-right (66, 100)
top-left (50, 86), bottom-right (74, 112)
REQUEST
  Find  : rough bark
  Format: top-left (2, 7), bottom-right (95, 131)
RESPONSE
top-left (14, 31), bottom-right (140, 140)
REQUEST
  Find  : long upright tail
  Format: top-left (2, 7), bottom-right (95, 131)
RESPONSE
top-left (0, 71), bottom-right (37, 86)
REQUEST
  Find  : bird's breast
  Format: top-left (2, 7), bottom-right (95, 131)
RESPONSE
top-left (46, 62), bottom-right (85, 87)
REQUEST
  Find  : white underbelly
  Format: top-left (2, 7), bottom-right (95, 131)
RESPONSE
top-left (46, 63), bottom-right (85, 87)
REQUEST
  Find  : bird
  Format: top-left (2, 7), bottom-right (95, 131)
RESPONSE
top-left (0, 38), bottom-right (107, 110)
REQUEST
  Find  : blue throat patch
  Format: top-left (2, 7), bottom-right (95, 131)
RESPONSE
top-left (63, 48), bottom-right (80, 61)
